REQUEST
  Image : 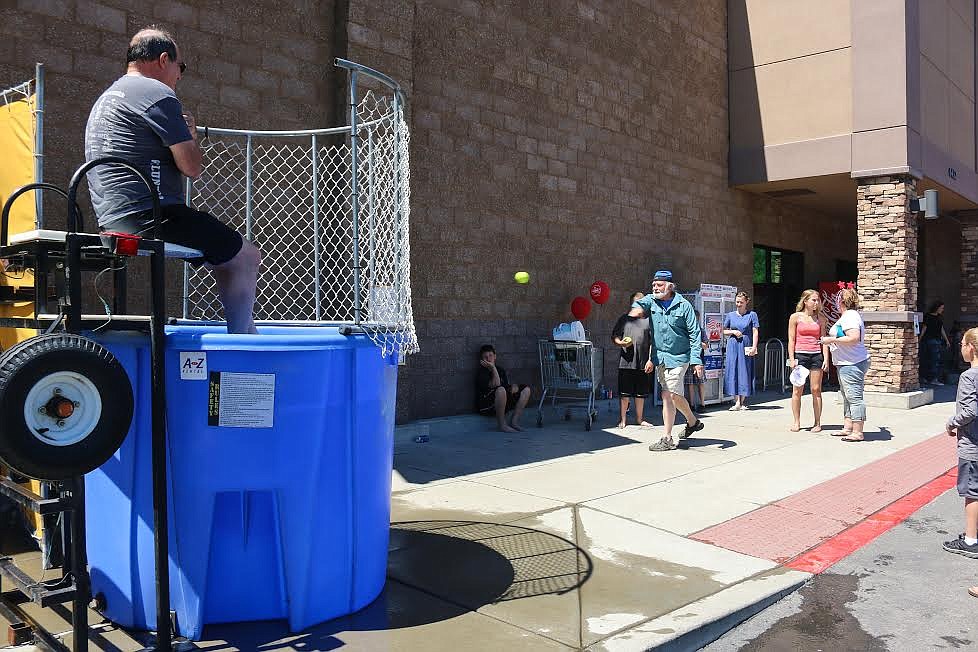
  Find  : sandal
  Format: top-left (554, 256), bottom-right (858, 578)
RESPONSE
top-left (969, 587), bottom-right (978, 599)
top-left (811, 426), bottom-right (822, 433)
top-left (789, 425), bottom-right (801, 432)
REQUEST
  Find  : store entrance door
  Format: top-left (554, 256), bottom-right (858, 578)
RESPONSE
top-left (752, 245), bottom-right (804, 343)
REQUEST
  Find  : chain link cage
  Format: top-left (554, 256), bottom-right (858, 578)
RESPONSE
top-left (184, 59), bottom-right (417, 357)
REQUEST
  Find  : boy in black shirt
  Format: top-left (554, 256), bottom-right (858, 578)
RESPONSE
top-left (475, 345), bottom-right (531, 432)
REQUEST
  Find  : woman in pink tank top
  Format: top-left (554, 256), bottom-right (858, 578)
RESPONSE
top-left (787, 289), bottom-right (830, 432)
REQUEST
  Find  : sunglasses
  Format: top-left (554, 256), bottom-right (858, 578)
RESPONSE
top-left (178, 61), bottom-right (187, 74)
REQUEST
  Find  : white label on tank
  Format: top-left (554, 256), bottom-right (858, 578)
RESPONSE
top-left (179, 352), bottom-right (208, 380)
top-left (210, 372), bottom-right (275, 428)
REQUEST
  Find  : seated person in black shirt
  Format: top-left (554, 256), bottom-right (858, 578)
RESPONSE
top-left (475, 344), bottom-right (531, 432)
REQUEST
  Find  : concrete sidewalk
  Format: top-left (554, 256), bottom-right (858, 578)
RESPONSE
top-left (1, 386), bottom-right (959, 651)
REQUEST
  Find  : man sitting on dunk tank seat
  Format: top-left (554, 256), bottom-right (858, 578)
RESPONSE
top-left (84, 27), bottom-right (261, 334)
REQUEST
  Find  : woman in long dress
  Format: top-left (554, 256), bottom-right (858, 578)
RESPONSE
top-left (723, 291), bottom-right (759, 410)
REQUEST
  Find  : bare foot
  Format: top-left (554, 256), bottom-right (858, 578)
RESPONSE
top-left (811, 425), bottom-right (822, 433)
top-left (789, 424), bottom-right (801, 432)
top-left (510, 423), bottom-right (524, 432)
top-left (639, 421), bottom-right (654, 428)
top-left (500, 424), bottom-right (518, 433)
top-left (617, 422), bottom-right (627, 428)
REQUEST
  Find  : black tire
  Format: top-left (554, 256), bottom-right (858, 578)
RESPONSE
top-left (0, 334), bottom-right (133, 480)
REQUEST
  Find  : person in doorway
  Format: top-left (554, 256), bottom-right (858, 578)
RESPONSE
top-left (475, 344), bottom-right (531, 432)
top-left (628, 270), bottom-right (705, 451)
top-left (722, 291), bottom-right (759, 410)
top-left (821, 288), bottom-right (870, 442)
top-left (787, 289), bottom-right (830, 432)
top-left (920, 300), bottom-right (951, 386)
top-left (684, 310), bottom-right (709, 413)
top-left (612, 292), bottom-right (653, 428)
top-left (943, 327), bottom-right (978, 562)
top-left (85, 27), bottom-right (261, 334)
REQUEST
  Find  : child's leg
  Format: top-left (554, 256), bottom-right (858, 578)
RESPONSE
top-left (967, 497), bottom-right (978, 540)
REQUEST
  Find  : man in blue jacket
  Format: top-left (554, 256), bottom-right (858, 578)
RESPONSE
top-left (629, 270), bottom-right (705, 451)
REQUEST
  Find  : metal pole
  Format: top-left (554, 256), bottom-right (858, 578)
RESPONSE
top-left (367, 130), bottom-right (376, 319)
top-left (69, 477), bottom-right (89, 652)
top-left (149, 242), bottom-right (171, 651)
top-left (245, 135), bottom-right (253, 240)
top-left (311, 134), bottom-right (321, 320)
top-left (183, 177), bottom-right (192, 319)
top-left (349, 72), bottom-right (361, 325)
top-left (33, 63), bottom-right (44, 228)
top-left (393, 93), bottom-right (403, 318)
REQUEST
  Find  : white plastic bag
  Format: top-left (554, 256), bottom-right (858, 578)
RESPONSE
top-left (553, 321), bottom-right (587, 342)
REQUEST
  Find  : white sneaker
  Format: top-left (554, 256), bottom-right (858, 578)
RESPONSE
top-left (934, 380), bottom-right (945, 386)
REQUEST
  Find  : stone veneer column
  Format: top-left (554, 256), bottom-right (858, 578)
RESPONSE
top-left (960, 212), bottom-right (978, 327)
top-left (855, 175), bottom-right (919, 393)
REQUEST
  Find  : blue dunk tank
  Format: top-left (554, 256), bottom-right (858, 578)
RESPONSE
top-left (84, 59), bottom-right (417, 639)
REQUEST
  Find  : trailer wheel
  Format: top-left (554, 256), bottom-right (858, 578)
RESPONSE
top-left (0, 334), bottom-right (133, 480)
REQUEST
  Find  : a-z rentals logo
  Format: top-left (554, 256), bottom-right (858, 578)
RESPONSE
top-left (179, 352), bottom-right (207, 380)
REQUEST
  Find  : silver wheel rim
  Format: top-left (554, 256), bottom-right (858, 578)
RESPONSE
top-left (24, 371), bottom-right (102, 447)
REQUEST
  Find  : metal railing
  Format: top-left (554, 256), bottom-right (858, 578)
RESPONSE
top-left (762, 338), bottom-right (787, 392)
top-left (184, 59), bottom-right (416, 356)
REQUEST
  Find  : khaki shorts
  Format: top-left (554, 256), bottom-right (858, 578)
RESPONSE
top-left (657, 364), bottom-right (689, 396)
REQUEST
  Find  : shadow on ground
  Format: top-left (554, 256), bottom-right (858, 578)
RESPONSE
top-left (198, 521), bottom-right (592, 651)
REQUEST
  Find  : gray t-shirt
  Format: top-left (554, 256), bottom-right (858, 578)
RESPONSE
top-left (84, 75), bottom-right (193, 227)
top-left (949, 367), bottom-right (978, 462)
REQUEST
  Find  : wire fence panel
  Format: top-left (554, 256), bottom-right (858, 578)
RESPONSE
top-left (184, 61), bottom-right (417, 357)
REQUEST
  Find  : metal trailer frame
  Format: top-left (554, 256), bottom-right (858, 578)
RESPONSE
top-left (537, 340), bottom-right (603, 431)
top-left (0, 158), bottom-right (171, 652)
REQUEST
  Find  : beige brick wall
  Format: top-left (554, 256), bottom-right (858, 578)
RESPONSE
top-left (1, 1), bottom-right (859, 420)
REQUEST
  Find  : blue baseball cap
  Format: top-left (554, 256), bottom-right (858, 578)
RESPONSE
top-left (652, 270), bottom-right (673, 281)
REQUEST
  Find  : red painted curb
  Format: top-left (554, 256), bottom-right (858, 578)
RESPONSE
top-left (785, 468), bottom-right (958, 574)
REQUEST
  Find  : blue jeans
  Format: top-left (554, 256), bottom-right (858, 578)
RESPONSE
top-left (836, 359), bottom-right (870, 422)
top-left (920, 338), bottom-right (944, 383)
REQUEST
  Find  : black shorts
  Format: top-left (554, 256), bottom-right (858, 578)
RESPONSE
top-left (103, 203), bottom-right (244, 266)
top-left (795, 352), bottom-right (824, 370)
top-left (478, 384), bottom-right (529, 414)
top-left (957, 459), bottom-right (978, 499)
top-left (618, 368), bottom-right (651, 398)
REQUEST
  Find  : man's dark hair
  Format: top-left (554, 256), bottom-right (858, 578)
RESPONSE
top-left (126, 28), bottom-right (177, 64)
top-left (479, 344), bottom-right (495, 356)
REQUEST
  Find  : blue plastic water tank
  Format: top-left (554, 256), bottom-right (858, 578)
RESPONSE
top-left (85, 325), bottom-right (398, 640)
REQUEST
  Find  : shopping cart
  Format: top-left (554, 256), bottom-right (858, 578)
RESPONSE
top-left (537, 340), bottom-right (604, 430)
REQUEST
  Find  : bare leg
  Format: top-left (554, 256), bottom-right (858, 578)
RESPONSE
top-left (697, 384), bottom-right (706, 409)
top-left (208, 239), bottom-right (261, 334)
top-left (790, 384), bottom-right (803, 431)
top-left (671, 392), bottom-right (697, 426)
top-left (966, 498), bottom-right (978, 540)
top-left (494, 386), bottom-right (516, 433)
top-left (618, 396), bottom-right (630, 428)
top-left (661, 390), bottom-right (676, 439)
top-left (809, 369), bottom-right (824, 431)
top-left (509, 387), bottom-right (531, 430)
top-left (635, 397), bottom-right (651, 426)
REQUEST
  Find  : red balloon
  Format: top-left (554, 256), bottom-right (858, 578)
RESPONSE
top-left (571, 296), bottom-right (592, 320)
top-left (589, 281), bottom-right (610, 304)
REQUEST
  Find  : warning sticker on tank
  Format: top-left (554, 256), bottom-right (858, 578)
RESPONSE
top-left (207, 372), bottom-right (275, 428)
top-left (180, 352), bottom-right (208, 380)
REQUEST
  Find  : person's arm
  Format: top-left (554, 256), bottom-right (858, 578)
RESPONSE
top-left (787, 313), bottom-right (798, 367)
top-left (687, 306), bottom-right (703, 367)
top-left (612, 315), bottom-right (629, 347)
top-left (819, 316), bottom-right (830, 369)
top-left (823, 312), bottom-right (861, 344)
top-left (629, 294), bottom-right (651, 318)
top-left (918, 323), bottom-right (928, 341)
top-left (722, 313), bottom-right (742, 338)
top-left (948, 372), bottom-right (978, 431)
top-left (748, 312), bottom-right (759, 356)
top-left (942, 325), bottom-right (951, 347)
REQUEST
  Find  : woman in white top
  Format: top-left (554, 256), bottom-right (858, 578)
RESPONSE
top-left (820, 288), bottom-right (870, 442)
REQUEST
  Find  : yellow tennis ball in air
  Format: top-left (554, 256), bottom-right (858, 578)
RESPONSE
top-left (514, 271), bottom-right (530, 284)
